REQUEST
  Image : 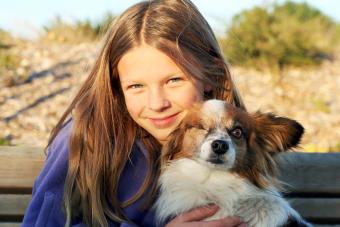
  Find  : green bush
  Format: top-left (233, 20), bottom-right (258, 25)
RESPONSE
top-left (0, 29), bottom-right (20, 72)
top-left (0, 51), bottom-right (19, 70)
top-left (329, 143), bottom-right (340, 152)
top-left (0, 138), bottom-right (10, 146)
top-left (0, 29), bottom-right (12, 47)
top-left (41, 13), bottom-right (115, 43)
top-left (221, 1), bottom-right (339, 70)
top-left (93, 12), bottom-right (116, 37)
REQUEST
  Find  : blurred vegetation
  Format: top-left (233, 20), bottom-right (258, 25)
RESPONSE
top-left (220, 1), bottom-right (340, 72)
top-left (312, 97), bottom-right (331, 113)
top-left (304, 143), bottom-right (340, 153)
top-left (0, 29), bottom-right (12, 47)
top-left (0, 29), bottom-right (21, 86)
top-left (0, 48), bottom-right (19, 71)
top-left (0, 138), bottom-right (10, 146)
top-left (40, 12), bottom-right (115, 43)
top-left (329, 143), bottom-right (340, 152)
top-left (0, 29), bottom-right (17, 68)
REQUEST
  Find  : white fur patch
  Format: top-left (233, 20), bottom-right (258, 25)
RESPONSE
top-left (154, 159), bottom-right (303, 227)
top-left (201, 99), bottom-right (226, 124)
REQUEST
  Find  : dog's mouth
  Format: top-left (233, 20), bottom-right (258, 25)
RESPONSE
top-left (207, 156), bottom-right (225, 164)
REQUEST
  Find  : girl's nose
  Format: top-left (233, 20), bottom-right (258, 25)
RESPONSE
top-left (148, 88), bottom-right (171, 112)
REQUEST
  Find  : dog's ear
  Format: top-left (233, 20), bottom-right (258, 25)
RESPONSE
top-left (251, 112), bottom-right (304, 154)
top-left (161, 107), bottom-right (202, 166)
top-left (161, 103), bottom-right (203, 167)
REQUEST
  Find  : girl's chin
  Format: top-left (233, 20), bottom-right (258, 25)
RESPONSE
top-left (148, 128), bottom-right (174, 144)
top-left (153, 133), bottom-right (171, 145)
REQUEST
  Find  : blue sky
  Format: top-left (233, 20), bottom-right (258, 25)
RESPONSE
top-left (1, 0), bottom-right (339, 39)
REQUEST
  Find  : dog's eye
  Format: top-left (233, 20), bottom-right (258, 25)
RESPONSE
top-left (231, 127), bottom-right (243, 139)
top-left (187, 123), bottom-right (204, 130)
top-left (187, 123), bottom-right (206, 131)
top-left (196, 123), bottom-right (205, 130)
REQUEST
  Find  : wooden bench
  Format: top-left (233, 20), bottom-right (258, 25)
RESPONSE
top-left (277, 152), bottom-right (340, 226)
top-left (0, 146), bottom-right (45, 227)
top-left (0, 146), bottom-right (339, 226)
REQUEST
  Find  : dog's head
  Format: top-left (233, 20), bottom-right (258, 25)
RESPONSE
top-left (162, 99), bottom-right (304, 188)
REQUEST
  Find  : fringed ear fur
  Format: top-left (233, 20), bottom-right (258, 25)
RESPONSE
top-left (160, 104), bottom-right (202, 168)
top-left (252, 112), bottom-right (304, 154)
top-left (160, 123), bottom-right (186, 168)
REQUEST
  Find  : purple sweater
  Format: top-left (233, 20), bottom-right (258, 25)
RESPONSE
top-left (22, 120), bottom-right (157, 226)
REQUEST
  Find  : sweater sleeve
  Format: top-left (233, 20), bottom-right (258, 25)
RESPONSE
top-left (22, 120), bottom-right (86, 227)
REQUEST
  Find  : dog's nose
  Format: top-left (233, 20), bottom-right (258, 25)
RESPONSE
top-left (211, 140), bottom-right (229, 155)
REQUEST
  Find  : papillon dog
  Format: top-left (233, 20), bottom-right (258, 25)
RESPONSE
top-left (155, 99), bottom-right (311, 227)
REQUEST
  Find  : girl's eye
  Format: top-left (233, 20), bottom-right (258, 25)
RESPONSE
top-left (168, 77), bottom-right (183, 83)
top-left (231, 127), bottom-right (243, 139)
top-left (128, 84), bottom-right (143, 89)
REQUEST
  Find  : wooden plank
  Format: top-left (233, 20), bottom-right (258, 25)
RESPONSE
top-left (0, 146), bottom-right (45, 189)
top-left (277, 152), bottom-right (340, 194)
top-left (0, 223), bottom-right (21, 227)
top-left (0, 194), bottom-right (31, 216)
top-left (314, 224), bottom-right (340, 227)
top-left (289, 198), bottom-right (340, 220)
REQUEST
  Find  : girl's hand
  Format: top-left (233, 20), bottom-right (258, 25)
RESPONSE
top-left (165, 205), bottom-right (247, 227)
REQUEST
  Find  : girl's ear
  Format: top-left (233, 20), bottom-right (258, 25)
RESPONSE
top-left (204, 84), bottom-right (212, 93)
top-left (251, 112), bottom-right (304, 154)
top-left (203, 84), bottom-right (213, 99)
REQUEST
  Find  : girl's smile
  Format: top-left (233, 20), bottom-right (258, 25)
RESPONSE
top-left (148, 112), bottom-right (180, 129)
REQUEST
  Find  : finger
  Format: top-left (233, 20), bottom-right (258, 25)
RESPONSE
top-left (204, 216), bottom-right (244, 226)
top-left (235, 223), bottom-right (248, 227)
top-left (187, 217), bottom-right (245, 227)
top-left (179, 205), bottom-right (219, 222)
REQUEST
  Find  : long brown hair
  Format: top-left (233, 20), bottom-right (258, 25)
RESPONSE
top-left (46, 0), bottom-right (245, 226)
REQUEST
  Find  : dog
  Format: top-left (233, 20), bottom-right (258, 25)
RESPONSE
top-left (154, 99), bottom-right (311, 227)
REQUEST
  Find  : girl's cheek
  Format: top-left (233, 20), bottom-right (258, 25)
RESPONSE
top-left (124, 94), bottom-right (143, 114)
top-left (174, 87), bottom-right (203, 107)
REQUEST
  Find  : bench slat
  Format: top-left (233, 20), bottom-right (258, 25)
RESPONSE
top-left (314, 225), bottom-right (340, 227)
top-left (277, 152), bottom-right (340, 194)
top-left (289, 198), bottom-right (340, 219)
top-left (0, 194), bottom-right (31, 216)
top-left (0, 223), bottom-right (21, 227)
top-left (0, 147), bottom-right (45, 190)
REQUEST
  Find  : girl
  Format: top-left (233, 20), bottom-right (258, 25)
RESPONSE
top-left (23, 0), bottom-right (246, 226)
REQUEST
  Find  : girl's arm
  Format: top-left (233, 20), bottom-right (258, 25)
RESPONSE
top-left (21, 121), bottom-right (82, 226)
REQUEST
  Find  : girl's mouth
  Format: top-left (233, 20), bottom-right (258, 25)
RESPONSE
top-left (148, 113), bottom-right (179, 128)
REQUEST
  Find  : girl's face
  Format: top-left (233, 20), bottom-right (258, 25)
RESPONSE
top-left (118, 45), bottom-right (204, 144)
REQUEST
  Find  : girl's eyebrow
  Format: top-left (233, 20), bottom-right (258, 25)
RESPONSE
top-left (163, 72), bottom-right (186, 80)
top-left (120, 79), bottom-right (141, 84)
top-left (120, 72), bottom-right (186, 84)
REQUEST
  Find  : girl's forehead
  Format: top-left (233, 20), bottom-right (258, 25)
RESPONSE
top-left (117, 45), bottom-right (184, 81)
